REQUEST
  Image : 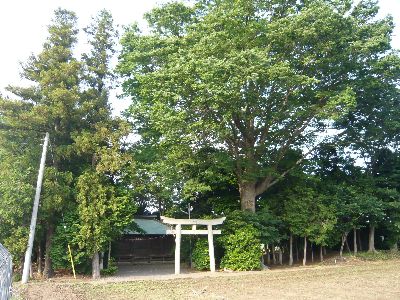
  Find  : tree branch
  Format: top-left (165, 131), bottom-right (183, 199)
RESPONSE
top-left (255, 143), bottom-right (319, 195)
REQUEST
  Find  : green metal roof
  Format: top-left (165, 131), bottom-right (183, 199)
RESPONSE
top-left (126, 218), bottom-right (169, 235)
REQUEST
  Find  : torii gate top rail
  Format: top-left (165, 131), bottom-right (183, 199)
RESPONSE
top-left (161, 216), bottom-right (226, 226)
top-left (160, 216), bottom-right (226, 274)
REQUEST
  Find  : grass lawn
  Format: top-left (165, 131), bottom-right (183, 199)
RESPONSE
top-left (14, 258), bottom-right (400, 299)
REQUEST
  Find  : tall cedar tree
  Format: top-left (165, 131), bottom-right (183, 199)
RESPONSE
top-left (0, 9), bottom-right (134, 278)
top-left (74, 10), bottom-right (136, 279)
top-left (3, 9), bottom-right (81, 277)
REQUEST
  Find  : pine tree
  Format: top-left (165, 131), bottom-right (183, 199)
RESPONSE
top-left (2, 8), bottom-right (82, 277)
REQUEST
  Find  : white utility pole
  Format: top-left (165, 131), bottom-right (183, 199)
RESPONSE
top-left (22, 132), bottom-right (49, 284)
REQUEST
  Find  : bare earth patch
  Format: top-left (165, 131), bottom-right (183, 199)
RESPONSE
top-left (14, 259), bottom-right (400, 300)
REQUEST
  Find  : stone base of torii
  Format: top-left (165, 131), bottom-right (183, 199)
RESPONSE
top-left (160, 216), bottom-right (226, 274)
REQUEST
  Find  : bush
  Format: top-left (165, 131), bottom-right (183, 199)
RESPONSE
top-left (192, 238), bottom-right (210, 270)
top-left (2, 227), bottom-right (29, 268)
top-left (50, 211), bottom-right (91, 274)
top-left (100, 258), bottom-right (118, 276)
top-left (221, 225), bottom-right (262, 271)
top-left (12, 272), bottom-right (22, 282)
top-left (222, 209), bottom-right (284, 246)
top-left (353, 250), bottom-right (400, 261)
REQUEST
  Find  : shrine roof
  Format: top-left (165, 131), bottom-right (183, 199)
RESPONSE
top-left (125, 218), bottom-right (169, 235)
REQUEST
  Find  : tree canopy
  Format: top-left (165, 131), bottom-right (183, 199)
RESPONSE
top-left (118, 0), bottom-right (399, 212)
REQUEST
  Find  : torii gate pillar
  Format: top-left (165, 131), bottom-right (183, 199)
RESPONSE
top-left (161, 216), bottom-right (226, 274)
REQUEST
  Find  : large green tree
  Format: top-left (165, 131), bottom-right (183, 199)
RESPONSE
top-left (118, 0), bottom-right (398, 212)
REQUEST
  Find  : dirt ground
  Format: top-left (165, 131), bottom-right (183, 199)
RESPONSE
top-left (14, 259), bottom-right (400, 300)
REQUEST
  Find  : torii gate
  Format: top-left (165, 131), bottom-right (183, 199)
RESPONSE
top-left (160, 216), bottom-right (226, 274)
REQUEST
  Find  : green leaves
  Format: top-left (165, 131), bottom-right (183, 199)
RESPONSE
top-left (118, 0), bottom-right (398, 210)
top-left (76, 171), bottom-right (136, 254)
top-left (0, 140), bottom-right (38, 266)
top-left (220, 224), bottom-right (262, 271)
top-left (192, 238), bottom-right (210, 270)
top-left (144, 2), bottom-right (196, 37)
top-left (0, 9), bottom-right (135, 275)
top-left (317, 87), bottom-right (357, 120)
top-left (280, 175), bottom-right (337, 246)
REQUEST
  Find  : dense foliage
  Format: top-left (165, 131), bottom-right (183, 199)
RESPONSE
top-left (192, 238), bottom-right (210, 270)
top-left (0, 9), bottom-right (136, 279)
top-left (118, 0), bottom-right (398, 213)
top-left (220, 224), bottom-right (262, 271)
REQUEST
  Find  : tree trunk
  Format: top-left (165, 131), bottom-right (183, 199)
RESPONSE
top-left (368, 225), bottom-right (376, 252)
top-left (339, 232), bottom-right (348, 258)
top-left (353, 227), bottom-right (357, 255)
top-left (345, 237), bottom-right (351, 253)
top-left (37, 243), bottom-right (43, 276)
top-left (311, 243), bottom-right (314, 263)
top-left (239, 182), bottom-right (256, 212)
top-left (92, 252), bottom-right (100, 279)
top-left (303, 236), bottom-right (307, 266)
top-left (357, 230), bottom-right (363, 251)
top-left (43, 223), bottom-right (55, 278)
top-left (108, 241), bottom-right (111, 261)
top-left (272, 244), bottom-right (276, 264)
top-left (391, 242), bottom-right (398, 252)
top-left (279, 249), bottom-right (283, 265)
top-left (323, 246), bottom-right (327, 256)
top-left (289, 233), bottom-right (293, 266)
top-left (320, 245), bottom-right (323, 262)
top-left (105, 241), bottom-right (111, 268)
top-left (100, 252), bottom-right (104, 270)
top-left (296, 237), bottom-right (299, 262)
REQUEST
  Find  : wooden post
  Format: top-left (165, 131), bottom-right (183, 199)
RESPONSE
top-left (208, 224), bottom-right (215, 272)
top-left (68, 244), bottom-right (76, 279)
top-left (175, 224), bottom-right (181, 275)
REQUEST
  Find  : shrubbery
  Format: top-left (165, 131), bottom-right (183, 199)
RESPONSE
top-left (350, 250), bottom-right (400, 261)
top-left (220, 225), bottom-right (262, 271)
top-left (216, 209), bottom-right (282, 271)
top-left (192, 238), bottom-right (210, 270)
top-left (100, 258), bottom-right (118, 276)
top-left (50, 211), bottom-right (91, 274)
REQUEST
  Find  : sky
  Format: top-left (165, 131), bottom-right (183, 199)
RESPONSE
top-left (0, 0), bottom-right (399, 115)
